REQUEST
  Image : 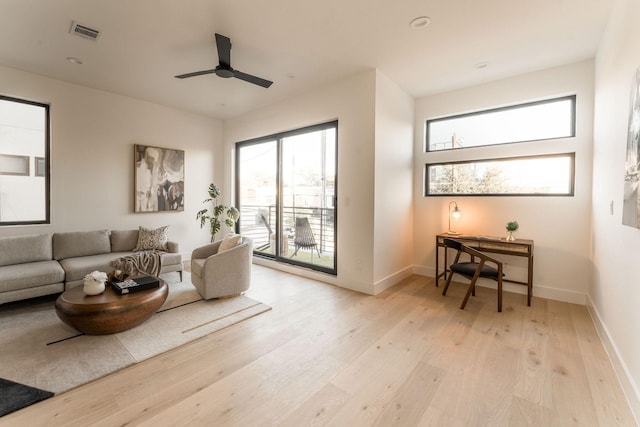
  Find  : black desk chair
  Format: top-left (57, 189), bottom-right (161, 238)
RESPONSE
top-left (442, 238), bottom-right (504, 312)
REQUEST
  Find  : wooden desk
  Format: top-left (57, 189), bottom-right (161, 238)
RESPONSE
top-left (435, 233), bottom-right (534, 306)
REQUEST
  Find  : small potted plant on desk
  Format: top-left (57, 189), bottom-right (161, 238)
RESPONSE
top-left (505, 221), bottom-right (519, 241)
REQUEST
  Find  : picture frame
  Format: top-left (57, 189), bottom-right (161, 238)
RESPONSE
top-left (134, 144), bottom-right (184, 213)
top-left (622, 66), bottom-right (640, 228)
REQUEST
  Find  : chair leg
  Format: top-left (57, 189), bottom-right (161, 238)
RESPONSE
top-left (460, 269), bottom-right (483, 310)
top-left (442, 271), bottom-right (454, 296)
top-left (460, 278), bottom-right (478, 309)
top-left (497, 277), bottom-right (503, 312)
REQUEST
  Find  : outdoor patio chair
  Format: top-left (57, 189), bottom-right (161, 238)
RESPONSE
top-left (291, 217), bottom-right (321, 260)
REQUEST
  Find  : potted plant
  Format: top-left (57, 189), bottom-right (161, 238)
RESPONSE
top-left (196, 183), bottom-right (240, 242)
top-left (505, 220), bottom-right (519, 241)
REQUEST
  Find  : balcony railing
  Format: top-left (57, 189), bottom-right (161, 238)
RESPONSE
top-left (239, 204), bottom-right (335, 257)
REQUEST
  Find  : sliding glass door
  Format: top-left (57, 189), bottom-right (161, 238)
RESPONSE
top-left (236, 121), bottom-right (337, 274)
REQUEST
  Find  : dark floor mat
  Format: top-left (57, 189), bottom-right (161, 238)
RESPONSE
top-left (0, 378), bottom-right (54, 417)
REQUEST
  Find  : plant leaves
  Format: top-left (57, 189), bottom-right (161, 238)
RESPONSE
top-left (208, 183), bottom-right (221, 199)
top-left (199, 182), bottom-right (239, 241)
top-left (213, 205), bottom-right (225, 216)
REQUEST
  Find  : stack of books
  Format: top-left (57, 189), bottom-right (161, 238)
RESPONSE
top-left (111, 276), bottom-right (159, 295)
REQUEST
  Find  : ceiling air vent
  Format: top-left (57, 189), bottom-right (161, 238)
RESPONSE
top-left (70, 21), bottom-right (101, 41)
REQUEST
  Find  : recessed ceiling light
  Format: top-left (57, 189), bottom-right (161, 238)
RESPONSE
top-left (66, 57), bottom-right (83, 65)
top-left (475, 62), bottom-right (489, 69)
top-left (410, 16), bottom-right (431, 29)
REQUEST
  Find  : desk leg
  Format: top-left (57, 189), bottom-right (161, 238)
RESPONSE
top-left (527, 255), bottom-right (533, 306)
top-left (435, 239), bottom-right (439, 287)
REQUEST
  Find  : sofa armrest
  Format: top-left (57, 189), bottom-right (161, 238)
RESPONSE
top-left (191, 241), bottom-right (222, 260)
top-left (167, 241), bottom-right (180, 253)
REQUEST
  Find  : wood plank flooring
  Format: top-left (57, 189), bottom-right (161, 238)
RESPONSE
top-left (3, 265), bottom-right (636, 426)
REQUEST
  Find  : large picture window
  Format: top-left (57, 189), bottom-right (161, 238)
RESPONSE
top-left (426, 153), bottom-right (575, 196)
top-left (426, 95), bottom-right (576, 151)
top-left (0, 95), bottom-right (50, 225)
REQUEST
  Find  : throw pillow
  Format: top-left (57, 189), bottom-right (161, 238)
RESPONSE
top-left (133, 225), bottom-right (169, 252)
top-left (218, 233), bottom-right (242, 252)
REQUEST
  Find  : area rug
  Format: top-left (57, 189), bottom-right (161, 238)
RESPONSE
top-left (0, 378), bottom-right (54, 417)
top-left (0, 273), bottom-right (271, 403)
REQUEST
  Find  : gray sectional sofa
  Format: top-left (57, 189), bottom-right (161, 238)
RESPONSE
top-left (0, 229), bottom-right (182, 304)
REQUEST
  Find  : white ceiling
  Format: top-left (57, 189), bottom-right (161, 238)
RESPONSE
top-left (0, 0), bottom-right (614, 119)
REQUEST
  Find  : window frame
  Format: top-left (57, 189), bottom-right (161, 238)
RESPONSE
top-left (424, 152), bottom-right (576, 197)
top-left (425, 95), bottom-right (577, 152)
top-left (235, 120), bottom-right (338, 275)
top-left (0, 94), bottom-right (50, 226)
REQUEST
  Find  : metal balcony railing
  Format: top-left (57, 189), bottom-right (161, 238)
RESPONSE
top-left (239, 204), bottom-right (335, 256)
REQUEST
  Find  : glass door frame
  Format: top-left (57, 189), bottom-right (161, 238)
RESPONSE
top-left (235, 120), bottom-right (338, 275)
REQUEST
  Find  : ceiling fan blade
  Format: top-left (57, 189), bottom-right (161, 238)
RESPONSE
top-left (234, 70), bottom-right (273, 88)
top-left (175, 69), bottom-right (216, 79)
top-left (215, 33), bottom-right (231, 68)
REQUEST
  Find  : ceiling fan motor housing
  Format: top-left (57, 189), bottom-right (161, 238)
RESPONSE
top-left (215, 66), bottom-right (235, 78)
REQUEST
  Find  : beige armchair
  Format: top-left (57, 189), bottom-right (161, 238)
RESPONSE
top-left (190, 236), bottom-right (253, 299)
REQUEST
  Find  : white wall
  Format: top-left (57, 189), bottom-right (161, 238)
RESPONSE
top-left (0, 64), bottom-right (223, 257)
top-left (413, 60), bottom-right (595, 304)
top-left (373, 70), bottom-right (415, 292)
top-left (592, 0), bottom-right (640, 417)
top-left (224, 70), bottom-right (378, 293)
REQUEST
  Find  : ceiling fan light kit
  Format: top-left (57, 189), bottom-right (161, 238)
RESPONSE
top-left (175, 33), bottom-right (273, 88)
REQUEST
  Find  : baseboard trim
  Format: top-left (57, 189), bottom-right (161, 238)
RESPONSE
top-left (411, 265), bottom-right (586, 305)
top-left (251, 257), bottom-right (338, 286)
top-left (586, 295), bottom-right (640, 425)
top-left (373, 266), bottom-right (414, 295)
top-left (412, 265), bottom-right (432, 278)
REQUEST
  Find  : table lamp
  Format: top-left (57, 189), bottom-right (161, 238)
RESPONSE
top-left (448, 201), bottom-right (462, 235)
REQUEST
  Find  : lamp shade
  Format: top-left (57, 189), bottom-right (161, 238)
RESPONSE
top-left (448, 201), bottom-right (462, 234)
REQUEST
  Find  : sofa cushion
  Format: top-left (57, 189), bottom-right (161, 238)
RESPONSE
top-left (58, 252), bottom-right (128, 283)
top-left (0, 234), bottom-right (52, 267)
top-left (53, 230), bottom-right (111, 260)
top-left (60, 250), bottom-right (182, 283)
top-left (110, 229), bottom-right (139, 252)
top-left (133, 226), bottom-right (169, 251)
top-left (0, 261), bottom-right (65, 292)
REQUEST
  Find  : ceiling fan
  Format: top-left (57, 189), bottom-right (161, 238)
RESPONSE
top-left (175, 33), bottom-right (273, 88)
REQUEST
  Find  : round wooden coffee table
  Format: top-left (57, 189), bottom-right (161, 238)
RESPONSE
top-left (55, 278), bottom-right (168, 335)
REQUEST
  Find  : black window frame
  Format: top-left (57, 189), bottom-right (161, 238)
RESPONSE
top-left (0, 94), bottom-right (50, 226)
top-left (425, 152), bottom-right (576, 197)
top-left (425, 95), bottom-right (577, 152)
top-left (235, 120), bottom-right (338, 275)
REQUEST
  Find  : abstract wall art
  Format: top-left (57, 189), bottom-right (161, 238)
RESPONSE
top-left (134, 144), bottom-right (184, 213)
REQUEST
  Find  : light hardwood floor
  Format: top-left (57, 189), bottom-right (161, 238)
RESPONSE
top-left (4, 265), bottom-right (637, 426)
